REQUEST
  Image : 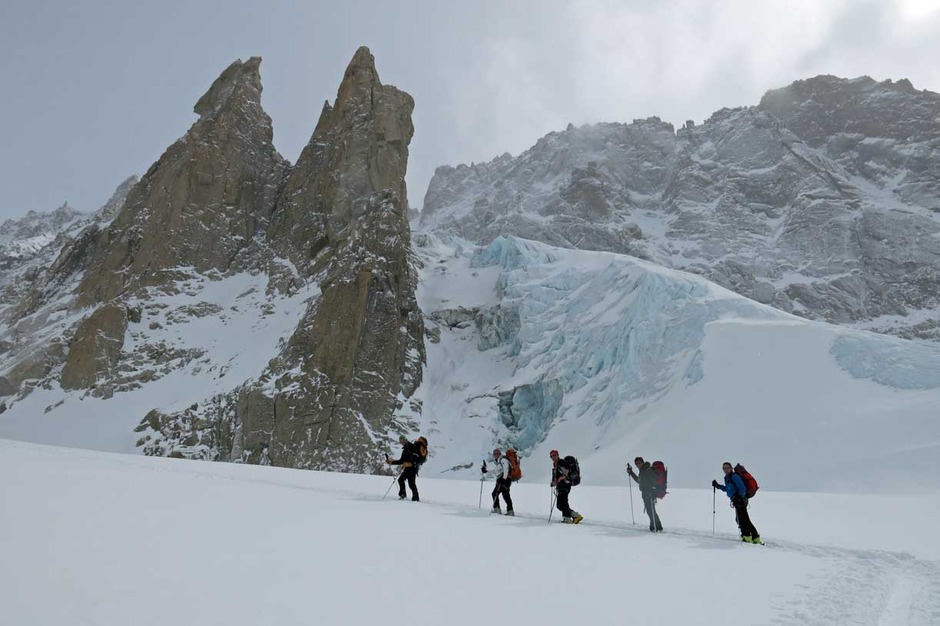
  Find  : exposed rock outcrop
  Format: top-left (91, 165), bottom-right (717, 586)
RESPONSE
top-left (95, 175), bottom-right (139, 222)
top-left (75, 57), bottom-right (289, 307)
top-left (230, 47), bottom-right (425, 472)
top-left (60, 303), bottom-right (127, 389)
top-left (130, 48), bottom-right (425, 472)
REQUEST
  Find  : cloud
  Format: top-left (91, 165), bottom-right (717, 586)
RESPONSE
top-left (410, 0), bottom-right (940, 209)
top-left (1, 1), bottom-right (938, 217)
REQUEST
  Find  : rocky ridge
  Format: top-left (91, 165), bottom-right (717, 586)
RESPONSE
top-left (0, 49), bottom-right (424, 472)
top-left (420, 76), bottom-right (940, 340)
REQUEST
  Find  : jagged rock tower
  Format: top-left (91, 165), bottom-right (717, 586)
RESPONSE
top-left (77, 57), bottom-right (290, 307)
top-left (227, 46), bottom-right (425, 471)
top-left (52, 57), bottom-right (290, 389)
top-left (137, 47), bottom-right (425, 472)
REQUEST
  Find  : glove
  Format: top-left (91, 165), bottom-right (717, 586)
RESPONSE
top-left (480, 462), bottom-right (487, 474)
top-left (711, 480), bottom-right (720, 489)
top-left (386, 458), bottom-right (393, 465)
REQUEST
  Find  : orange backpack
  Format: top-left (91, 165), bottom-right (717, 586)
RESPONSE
top-left (505, 448), bottom-right (522, 481)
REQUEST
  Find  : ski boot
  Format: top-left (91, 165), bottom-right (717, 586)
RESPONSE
top-left (505, 511), bottom-right (515, 516)
top-left (571, 512), bottom-right (584, 524)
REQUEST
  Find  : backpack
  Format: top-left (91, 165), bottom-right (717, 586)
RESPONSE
top-left (734, 463), bottom-right (758, 499)
top-left (563, 455), bottom-right (581, 486)
top-left (414, 437), bottom-right (428, 465)
top-left (505, 448), bottom-right (522, 482)
top-left (650, 461), bottom-right (668, 499)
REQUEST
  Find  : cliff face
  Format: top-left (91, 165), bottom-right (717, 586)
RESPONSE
top-left (132, 48), bottom-right (424, 472)
top-left (226, 47), bottom-right (425, 472)
top-left (76, 57), bottom-right (289, 308)
top-left (1, 49), bottom-right (424, 473)
top-left (421, 76), bottom-right (940, 340)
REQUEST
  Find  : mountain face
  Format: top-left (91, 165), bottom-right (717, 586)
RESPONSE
top-left (76, 58), bottom-right (290, 308)
top-left (0, 178), bottom-right (137, 391)
top-left (420, 76), bottom-right (940, 340)
top-left (207, 47), bottom-right (425, 472)
top-left (3, 65), bottom-right (940, 493)
top-left (0, 49), bottom-right (423, 473)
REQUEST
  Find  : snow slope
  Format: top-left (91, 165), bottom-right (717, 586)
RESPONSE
top-left (0, 269), bottom-right (318, 452)
top-left (2, 439), bottom-right (938, 626)
top-left (411, 235), bottom-right (940, 492)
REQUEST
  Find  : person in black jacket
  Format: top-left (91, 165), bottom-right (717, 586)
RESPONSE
top-left (386, 435), bottom-right (420, 501)
top-left (627, 456), bottom-right (663, 532)
top-left (550, 449), bottom-right (582, 524)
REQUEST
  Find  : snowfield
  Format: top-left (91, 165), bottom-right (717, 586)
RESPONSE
top-left (2, 439), bottom-right (938, 626)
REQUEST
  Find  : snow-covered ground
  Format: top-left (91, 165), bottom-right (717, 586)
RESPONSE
top-left (2, 438), bottom-right (938, 626)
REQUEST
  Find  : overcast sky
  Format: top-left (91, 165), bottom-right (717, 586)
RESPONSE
top-left (1, 0), bottom-right (939, 220)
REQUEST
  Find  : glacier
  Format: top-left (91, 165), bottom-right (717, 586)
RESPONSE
top-left (412, 235), bottom-right (940, 492)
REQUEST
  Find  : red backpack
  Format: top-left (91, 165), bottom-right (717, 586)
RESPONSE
top-left (734, 464), bottom-right (759, 498)
top-left (650, 461), bottom-right (668, 499)
top-left (505, 448), bottom-right (522, 482)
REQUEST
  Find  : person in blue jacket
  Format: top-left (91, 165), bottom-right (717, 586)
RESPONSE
top-left (712, 461), bottom-right (762, 544)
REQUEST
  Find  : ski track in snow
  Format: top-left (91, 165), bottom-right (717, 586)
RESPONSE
top-left (63, 444), bottom-right (940, 626)
top-left (3, 440), bottom-right (939, 626)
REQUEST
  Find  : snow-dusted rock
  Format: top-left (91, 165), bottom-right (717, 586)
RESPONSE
top-left (421, 77), bottom-right (940, 340)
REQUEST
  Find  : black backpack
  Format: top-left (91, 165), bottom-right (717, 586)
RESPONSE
top-left (414, 437), bottom-right (428, 465)
top-left (563, 456), bottom-right (581, 486)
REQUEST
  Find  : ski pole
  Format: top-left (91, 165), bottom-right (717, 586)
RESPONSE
top-left (383, 469), bottom-right (402, 499)
top-left (479, 459), bottom-right (489, 509)
top-left (628, 474), bottom-right (636, 525)
top-left (548, 487), bottom-right (556, 523)
top-left (712, 486), bottom-right (716, 535)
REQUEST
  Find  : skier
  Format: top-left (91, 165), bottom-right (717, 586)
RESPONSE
top-left (712, 461), bottom-right (762, 544)
top-left (386, 435), bottom-right (421, 502)
top-left (627, 456), bottom-right (663, 532)
top-left (550, 449), bottom-right (583, 524)
top-left (481, 447), bottom-right (514, 516)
